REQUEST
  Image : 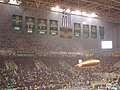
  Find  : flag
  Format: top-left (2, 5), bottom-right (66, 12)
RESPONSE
top-left (50, 20), bottom-right (58, 35)
top-left (12, 15), bottom-right (22, 32)
top-left (38, 18), bottom-right (47, 34)
top-left (74, 23), bottom-right (81, 37)
top-left (99, 26), bottom-right (104, 39)
top-left (91, 25), bottom-right (97, 39)
top-left (83, 24), bottom-right (89, 38)
top-left (25, 16), bottom-right (35, 33)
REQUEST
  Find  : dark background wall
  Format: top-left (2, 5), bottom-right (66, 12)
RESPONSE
top-left (0, 3), bottom-right (119, 51)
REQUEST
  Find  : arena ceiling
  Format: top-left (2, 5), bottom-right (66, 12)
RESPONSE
top-left (20, 0), bottom-right (120, 23)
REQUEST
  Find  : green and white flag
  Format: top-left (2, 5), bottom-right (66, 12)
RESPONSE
top-left (50, 20), bottom-right (58, 35)
top-left (12, 15), bottom-right (22, 32)
top-left (91, 25), bottom-right (97, 39)
top-left (83, 24), bottom-right (89, 38)
top-left (99, 26), bottom-right (104, 39)
top-left (25, 16), bottom-right (35, 33)
top-left (74, 23), bottom-right (81, 37)
top-left (38, 18), bottom-right (47, 34)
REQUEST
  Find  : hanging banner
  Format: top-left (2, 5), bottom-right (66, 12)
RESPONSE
top-left (83, 24), bottom-right (89, 38)
top-left (91, 25), bottom-right (97, 39)
top-left (50, 20), bottom-right (58, 35)
top-left (38, 18), bottom-right (47, 34)
top-left (25, 16), bottom-right (35, 33)
top-left (60, 27), bottom-right (72, 39)
top-left (12, 15), bottom-right (22, 32)
top-left (99, 26), bottom-right (104, 39)
top-left (74, 23), bottom-right (81, 37)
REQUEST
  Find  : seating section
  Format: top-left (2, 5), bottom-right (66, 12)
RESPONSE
top-left (0, 55), bottom-right (120, 89)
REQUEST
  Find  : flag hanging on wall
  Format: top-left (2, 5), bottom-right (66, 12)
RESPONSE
top-left (12, 15), bottom-right (22, 33)
top-left (91, 25), bottom-right (97, 39)
top-left (99, 26), bottom-right (104, 39)
top-left (38, 18), bottom-right (47, 34)
top-left (25, 16), bottom-right (35, 33)
top-left (83, 24), bottom-right (89, 38)
top-left (74, 23), bottom-right (81, 37)
top-left (50, 20), bottom-right (58, 35)
top-left (60, 27), bottom-right (72, 39)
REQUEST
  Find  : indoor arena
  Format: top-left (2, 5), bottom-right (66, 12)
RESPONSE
top-left (0, 0), bottom-right (120, 90)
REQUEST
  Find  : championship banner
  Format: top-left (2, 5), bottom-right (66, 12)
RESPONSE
top-left (83, 24), bottom-right (89, 38)
top-left (50, 20), bottom-right (58, 35)
top-left (12, 15), bottom-right (22, 33)
top-left (74, 23), bottom-right (81, 37)
top-left (60, 27), bottom-right (72, 39)
top-left (99, 26), bottom-right (104, 39)
top-left (91, 25), bottom-right (97, 39)
top-left (25, 16), bottom-right (35, 33)
top-left (38, 18), bottom-right (47, 34)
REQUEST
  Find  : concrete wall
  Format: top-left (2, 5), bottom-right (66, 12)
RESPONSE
top-left (0, 3), bottom-right (119, 51)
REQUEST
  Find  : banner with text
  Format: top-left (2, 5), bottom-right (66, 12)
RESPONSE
top-left (83, 24), bottom-right (89, 38)
top-left (91, 25), bottom-right (97, 39)
top-left (74, 23), bottom-right (81, 37)
top-left (12, 15), bottom-right (22, 33)
top-left (25, 16), bottom-right (35, 33)
top-left (38, 18), bottom-right (47, 34)
top-left (50, 20), bottom-right (58, 35)
top-left (99, 26), bottom-right (104, 39)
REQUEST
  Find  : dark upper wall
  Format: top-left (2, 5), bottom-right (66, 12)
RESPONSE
top-left (0, 3), bottom-right (119, 51)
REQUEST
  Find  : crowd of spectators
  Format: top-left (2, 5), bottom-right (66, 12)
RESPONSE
top-left (0, 33), bottom-right (120, 89)
top-left (0, 54), bottom-right (120, 90)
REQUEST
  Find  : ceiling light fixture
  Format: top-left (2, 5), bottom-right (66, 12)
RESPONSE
top-left (8, 0), bottom-right (22, 5)
top-left (0, 0), bottom-right (4, 3)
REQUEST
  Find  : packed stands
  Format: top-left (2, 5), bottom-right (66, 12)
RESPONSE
top-left (0, 52), bottom-right (120, 89)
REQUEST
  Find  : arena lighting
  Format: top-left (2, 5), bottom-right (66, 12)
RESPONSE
top-left (89, 13), bottom-right (98, 17)
top-left (82, 12), bottom-right (89, 16)
top-left (74, 10), bottom-right (81, 15)
top-left (51, 6), bottom-right (63, 12)
top-left (71, 10), bottom-right (81, 15)
top-left (0, 0), bottom-right (4, 3)
top-left (65, 8), bottom-right (71, 13)
top-left (71, 11), bottom-right (75, 14)
top-left (51, 6), bottom-right (97, 17)
top-left (8, 0), bottom-right (22, 5)
top-left (82, 12), bottom-right (97, 17)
